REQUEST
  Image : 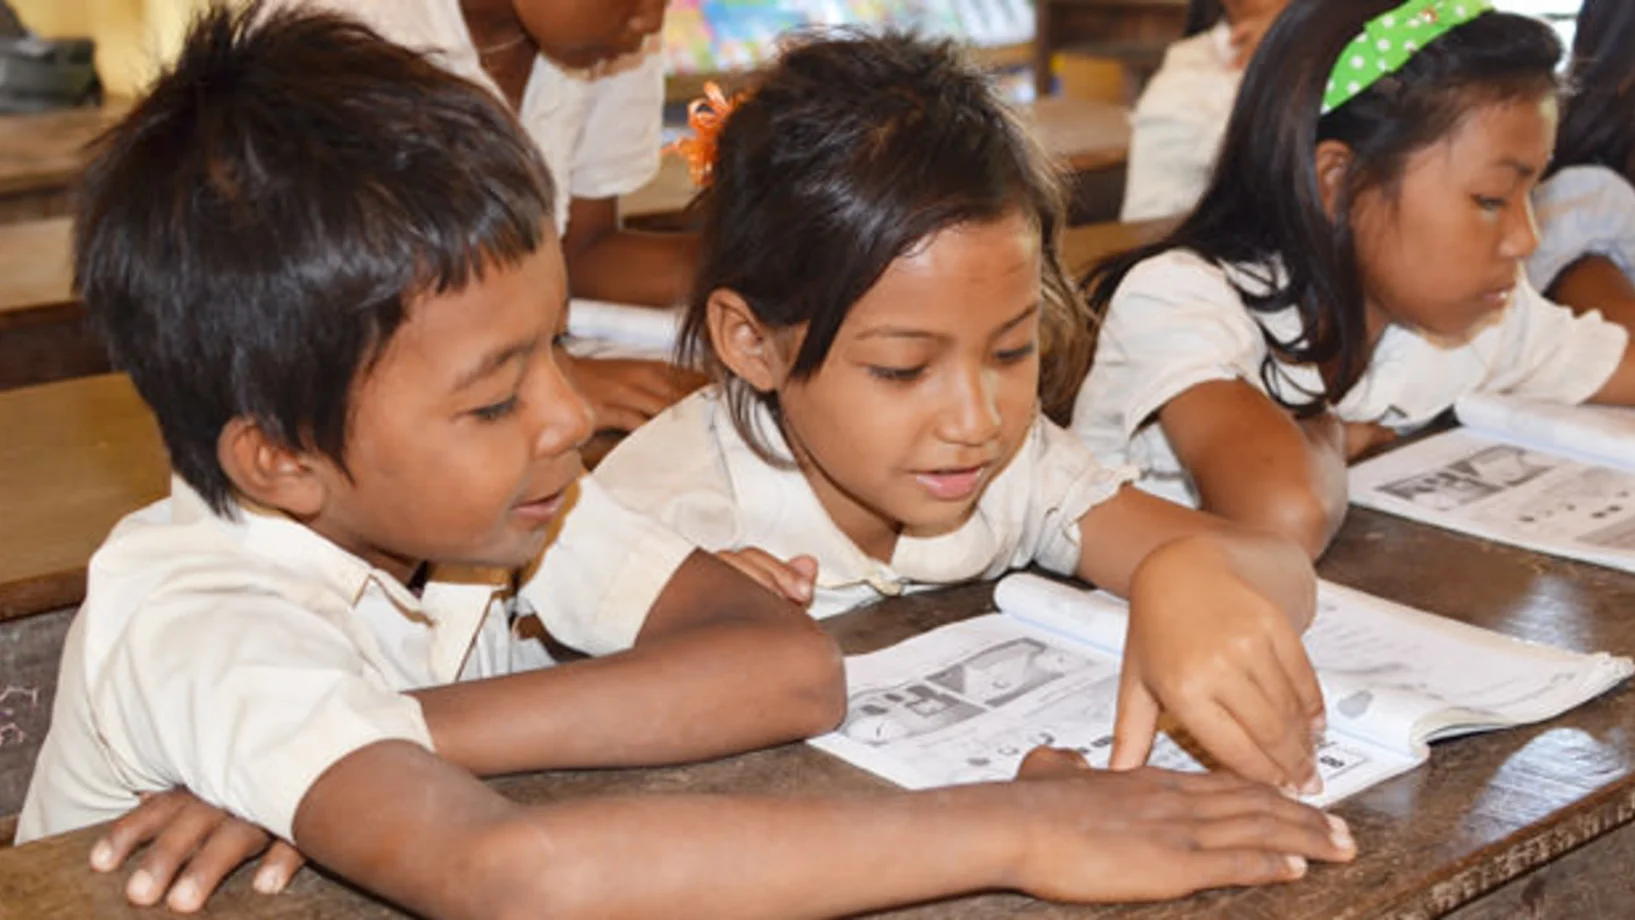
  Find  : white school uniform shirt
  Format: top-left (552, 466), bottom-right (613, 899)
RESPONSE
top-left (17, 477), bottom-right (694, 843)
top-left (1120, 22), bottom-right (1241, 222)
top-left (1071, 248), bottom-right (1629, 506)
top-left (268, 0), bottom-right (664, 233)
top-left (587, 388), bottom-right (1135, 620)
top-left (1526, 165), bottom-right (1635, 293)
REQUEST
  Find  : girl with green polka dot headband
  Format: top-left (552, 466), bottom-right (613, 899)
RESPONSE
top-left (1323, 0), bottom-right (1495, 114)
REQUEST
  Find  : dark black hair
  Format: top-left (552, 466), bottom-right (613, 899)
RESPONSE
top-left (1551, 0), bottom-right (1635, 180)
top-left (1186, 0), bottom-right (1224, 35)
top-left (76, 1), bottom-right (554, 514)
top-left (677, 29), bottom-right (1089, 461)
top-left (1081, 0), bottom-right (1561, 414)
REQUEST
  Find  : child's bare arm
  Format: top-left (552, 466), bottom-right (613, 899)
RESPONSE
top-left (292, 740), bottom-right (1354, 920)
top-left (1158, 379), bottom-right (1349, 558)
top-left (415, 549), bottom-right (844, 775)
top-left (1547, 254), bottom-right (1635, 330)
top-left (561, 196), bottom-right (699, 307)
top-left (1074, 487), bottom-right (1324, 794)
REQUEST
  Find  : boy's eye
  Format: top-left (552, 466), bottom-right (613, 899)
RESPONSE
top-left (1474, 195), bottom-right (1506, 213)
top-left (994, 342), bottom-right (1037, 364)
top-left (867, 364), bottom-right (927, 383)
top-left (471, 395), bottom-right (520, 422)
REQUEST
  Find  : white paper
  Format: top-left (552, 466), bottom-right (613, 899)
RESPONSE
top-left (1351, 429), bottom-right (1635, 573)
top-left (1455, 393), bottom-right (1635, 471)
top-left (561, 298), bottom-right (683, 362)
top-left (812, 574), bottom-right (1631, 806)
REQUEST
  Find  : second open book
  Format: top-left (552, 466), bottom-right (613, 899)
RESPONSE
top-left (1350, 395), bottom-right (1635, 572)
top-left (810, 574), bottom-right (1631, 807)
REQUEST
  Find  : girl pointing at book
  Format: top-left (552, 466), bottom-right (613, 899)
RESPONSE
top-left (1073, 0), bottom-right (1635, 560)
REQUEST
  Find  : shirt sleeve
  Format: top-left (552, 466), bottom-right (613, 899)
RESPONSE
top-left (96, 590), bottom-right (433, 843)
top-left (1024, 420), bottom-right (1139, 575)
top-left (1527, 166), bottom-right (1635, 290)
top-left (570, 50), bottom-right (665, 201)
top-left (1476, 280), bottom-right (1628, 404)
top-left (519, 477), bottom-right (699, 656)
top-left (1119, 30), bottom-right (1237, 222)
top-left (1072, 250), bottom-right (1270, 454)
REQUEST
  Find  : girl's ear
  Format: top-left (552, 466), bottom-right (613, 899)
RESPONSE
top-left (1314, 139), bottom-right (1355, 221)
top-left (217, 417), bottom-right (328, 519)
top-left (707, 288), bottom-right (791, 393)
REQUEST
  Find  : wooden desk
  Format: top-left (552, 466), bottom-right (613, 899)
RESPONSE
top-left (0, 374), bottom-right (167, 622)
top-left (0, 104), bottom-right (128, 224)
top-left (0, 218), bottom-right (107, 390)
top-left (8, 505), bottom-right (1635, 916)
top-left (1033, 0), bottom-right (1189, 100)
top-left (1060, 216), bottom-right (1175, 275)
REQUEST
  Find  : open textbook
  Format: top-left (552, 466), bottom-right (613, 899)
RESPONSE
top-left (1350, 395), bottom-right (1635, 572)
top-left (810, 574), bottom-right (1631, 807)
top-left (561, 298), bottom-right (682, 361)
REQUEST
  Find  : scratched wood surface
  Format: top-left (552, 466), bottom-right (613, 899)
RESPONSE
top-left (6, 504), bottom-right (1635, 917)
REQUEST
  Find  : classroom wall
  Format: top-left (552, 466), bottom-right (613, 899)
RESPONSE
top-left (9, 0), bottom-right (216, 98)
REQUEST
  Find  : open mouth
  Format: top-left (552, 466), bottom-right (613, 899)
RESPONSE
top-left (913, 465), bottom-right (989, 501)
top-left (512, 486), bottom-right (569, 527)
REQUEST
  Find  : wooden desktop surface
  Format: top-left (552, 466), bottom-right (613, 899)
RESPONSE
top-left (6, 505), bottom-right (1635, 917)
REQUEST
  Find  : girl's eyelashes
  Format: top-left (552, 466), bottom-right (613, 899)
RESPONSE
top-left (994, 342), bottom-right (1038, 364)
top-left (471, 394), bottom-right (521, 422)
top-left (867, 364), bottom-right (928, 383)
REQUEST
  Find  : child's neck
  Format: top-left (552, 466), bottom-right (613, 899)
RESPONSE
top-left (784, 434), bottom-right (903, 563)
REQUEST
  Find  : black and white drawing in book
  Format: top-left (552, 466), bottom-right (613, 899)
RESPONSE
top-left (809, 573), bottom-right (1632, 806)
top-left (1350, 395), bottom-right (1635, 572)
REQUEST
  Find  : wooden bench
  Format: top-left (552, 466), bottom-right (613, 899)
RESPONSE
top-left (0, 375), bottom-right (168, 842)
top-left (8, 503), bottom-right (1635, 916)
top-left (0, 104), bottom-right (129, 224)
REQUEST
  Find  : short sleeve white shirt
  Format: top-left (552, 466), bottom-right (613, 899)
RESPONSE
top-left (1526, 165), bottom-right (1635, 292)
top-left (1120, 23), bottom-right (1241, 222)
top-left (1071, 249), bottom-right (1629, 505)
top-left (588, 389), bottom-right (1135, 620)
top-left (17, 477), bottom-right (693, 843)
top-left (268, 0), bottom-right (664, 233)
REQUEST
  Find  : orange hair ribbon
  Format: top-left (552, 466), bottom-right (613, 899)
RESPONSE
top-left (664, 81), bottom-right (743, 188)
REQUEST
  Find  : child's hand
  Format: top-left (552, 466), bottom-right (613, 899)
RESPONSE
top-left (1006, 747), bottom-right (1355, 901)
top-left (717, 548), bottom-right (818, 605)
top-left (89, 788), bottom-right (304, 912)
top-left (1111, 536), bottom-right (1324, 793)
top-left (556, 351), bottom-right (706, 432)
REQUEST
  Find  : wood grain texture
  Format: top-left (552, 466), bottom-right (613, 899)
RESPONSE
top-left (8, 506), bottom-right (1635, 917)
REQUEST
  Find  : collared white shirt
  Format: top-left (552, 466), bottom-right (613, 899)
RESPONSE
top-left (1071, 248), bottom-right (1630, 506)
top-left (587, 389), bottom-right (1134, 620)
top-left (268, 0), bottom-right (665, 233)
top-left (18, 477), bottom-right (694, 843)
top-left (1120, 22), bottom-right (1241, 222)
top-left (1526, 165), bottom-right (1635, 293)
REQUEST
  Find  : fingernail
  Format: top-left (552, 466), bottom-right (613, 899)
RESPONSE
top-left (1328, 815), bottom-right (1355, 851)
top-left (89, 840), bottom-right (115, 872)
top-left (1285, 855), bottom-right (1308, 877)
top-left (169, 879), bottom-right (200, 911)
top-left (127, 869), bottom-right (155, 903)
top-left (254, 866), bottom-right (285, 895)
top-left (1313, 713), bottom-right (1328, 733)
top-left (1301, 775), bottom-right (1323, 796)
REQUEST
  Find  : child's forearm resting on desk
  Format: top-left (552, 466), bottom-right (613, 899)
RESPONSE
top-left (293, 743), bottom-right (1355, 920)
top-left (561, 196), bottom-right (699, 308)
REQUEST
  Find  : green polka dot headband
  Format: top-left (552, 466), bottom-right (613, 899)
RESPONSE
top-left (1323, 0), bottom-right (1495, 115)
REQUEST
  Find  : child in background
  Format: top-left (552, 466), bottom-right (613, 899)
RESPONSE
top-left (51, 7), bottom-right (1356, 916)
top-left (592, 30), bottom-right (1334, 799)
top-left (275, 0), bottom-right (703, 432)
top-left (1074, 0), bottom-right (1635, 560)
top-left (1527, 0), bottom-right (1635, 327)
top-left (1120, 0), bottom-right (1290, 221)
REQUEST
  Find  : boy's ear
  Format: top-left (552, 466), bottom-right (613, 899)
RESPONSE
top-left (706, 288), bottom-right (792, 393)
top-left (217, 417), bottom-right (329, 518)
top-left (1314, 140), bottom-right (1355, 221)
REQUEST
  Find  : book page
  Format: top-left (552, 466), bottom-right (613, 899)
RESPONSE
top-left (561, 298), bottom-right (681, 361)
top-left (1350, 428), bottom-right (1635, 574)
top-left (808, 611), bottom-right (1409, 806)
top-left (1455, 393), bottom-right (1635, 471)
